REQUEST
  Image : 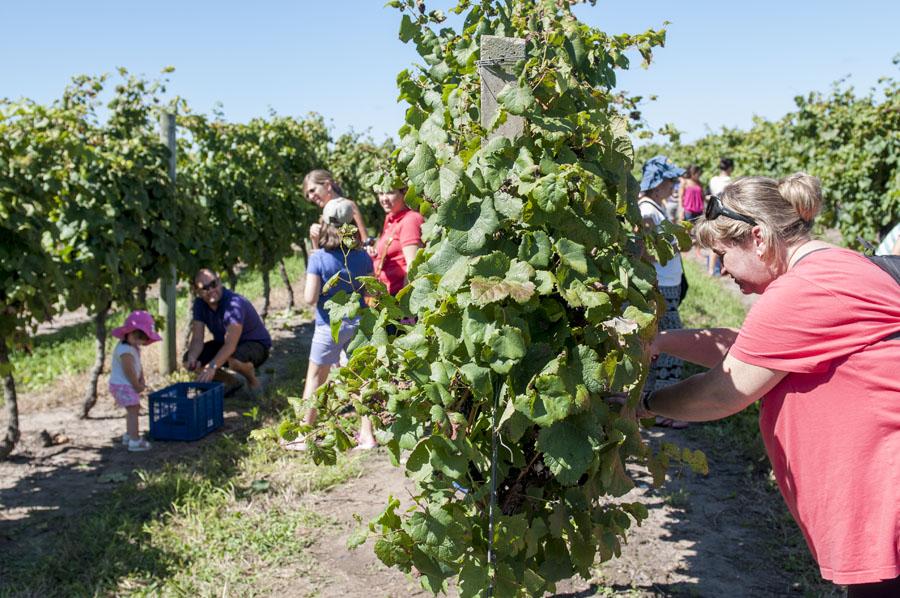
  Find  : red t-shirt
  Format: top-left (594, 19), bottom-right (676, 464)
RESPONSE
top-left (730, 248), bottom-right (900, 585)
top-left (375, 207), bottom-right (424, 295)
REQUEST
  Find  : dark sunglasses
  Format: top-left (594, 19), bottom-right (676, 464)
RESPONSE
top-left (196, 279), bottom-right (219, 293)
top-left (705, 195), bottom-right (757, 226)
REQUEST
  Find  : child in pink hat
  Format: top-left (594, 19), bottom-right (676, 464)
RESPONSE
top-left (109, 310), bottom-right (161, 452)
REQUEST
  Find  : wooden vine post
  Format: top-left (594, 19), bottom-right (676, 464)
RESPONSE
top-left (479, 36), bottom-right (525, 141)
top-left (159, 112), bottom-right (178, 375)
top-left (478, 34), bottom-right (525, 593)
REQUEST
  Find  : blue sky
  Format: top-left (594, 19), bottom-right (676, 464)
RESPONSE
top-left (2, 1), bottom-right (897, 144)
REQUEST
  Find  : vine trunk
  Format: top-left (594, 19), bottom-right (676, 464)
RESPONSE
top-left (80, 303), bottom-right (110, 419)
top-left (0, 343), bottom-right (20, 459)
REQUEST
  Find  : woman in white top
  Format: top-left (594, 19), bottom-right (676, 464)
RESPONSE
top-left (875, 222), bottom-right (900, 256)
top-left (638, 156), bottom-right (688, 428)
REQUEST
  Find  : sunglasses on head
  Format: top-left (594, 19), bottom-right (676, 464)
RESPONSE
top-left (705, 195), bottom-right (757, 226)
top-left (196, 279), bottom-right (219, 293)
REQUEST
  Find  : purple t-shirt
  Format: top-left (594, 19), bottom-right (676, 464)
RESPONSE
top-left (192, 288), bottom-right (272, 348)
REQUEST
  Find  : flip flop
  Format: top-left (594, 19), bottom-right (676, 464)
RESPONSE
top-left (655, 416), bottom-right (689, 429)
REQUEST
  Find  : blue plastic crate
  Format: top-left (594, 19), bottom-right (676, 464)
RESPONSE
top-left (149, 382), bottom-right (224, 441)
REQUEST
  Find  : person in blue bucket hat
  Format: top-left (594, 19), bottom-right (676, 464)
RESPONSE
top-left (637, 155), bottom-right (689, 428)
top-left (640, 155), bottom-right (685, 194)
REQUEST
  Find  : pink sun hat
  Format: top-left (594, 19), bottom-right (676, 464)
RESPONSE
top-left (111, 310), bottom-right (162, 343)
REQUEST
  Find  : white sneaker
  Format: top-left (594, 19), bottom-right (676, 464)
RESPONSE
top-left (127, 438), bottom-right (152, 452)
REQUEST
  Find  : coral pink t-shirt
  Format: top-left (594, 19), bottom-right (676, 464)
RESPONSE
top-left (375, 207), bottom-right (424, 295)
top-left (730, 248), bottom-right (900, 585)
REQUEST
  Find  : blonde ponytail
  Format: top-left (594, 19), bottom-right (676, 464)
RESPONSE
top-left (777, 173), bottom-right (822, 224)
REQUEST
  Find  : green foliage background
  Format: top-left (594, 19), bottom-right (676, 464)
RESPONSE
top-left (635, 60), bottom-right (900, 248)
top-left (0, 69), bottom-right (391, 414)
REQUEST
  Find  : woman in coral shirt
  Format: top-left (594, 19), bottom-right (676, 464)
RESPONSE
top-left (642, 173), bottom-right (900, 596)
top-left (370, 187), bottom-right (424, 295)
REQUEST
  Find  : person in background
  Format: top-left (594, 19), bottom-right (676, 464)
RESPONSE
top-left (109, 310), bottom-right (161, 452)
top-left (678, 164), bottom-right (705, 222)
top-left (642, 173), bottom-right (900, 596)
top-left (678, 164), bottom-right (705, 258)
top-left (184, 269), bottom-right (272, 396)
top-left (875, 221), bottom-right (900, 256)
top-left (664, 176), bottom-right (681, 223)
top-left (706, 158), bottom-right (735, 275)
top-left (288, 198), bottom-right (376, 450)
top-left (304, 169), bottom-right (369, 248)
top-left (369, 187), bottom-right (424, 296)
top-left (637, 155), bottom-right (689, 429)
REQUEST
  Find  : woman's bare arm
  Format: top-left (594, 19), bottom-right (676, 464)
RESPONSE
top-left (304, 273), bottom-right (322, 306)
top-left (652, 328), bottom-right (740, 368)
top-left (647, 352), bottom-right (787, 422)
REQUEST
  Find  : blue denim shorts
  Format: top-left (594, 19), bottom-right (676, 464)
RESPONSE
top-left (310, 322), bottom-right (358, 366)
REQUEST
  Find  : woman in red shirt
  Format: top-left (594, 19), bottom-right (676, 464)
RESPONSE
top-left (369, 187), bottom-right (424, 295)
top-left (641, 173), bottom-right (900, 595)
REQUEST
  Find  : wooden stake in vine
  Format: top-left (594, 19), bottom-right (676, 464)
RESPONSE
top-left (478, 34), bottom-right (526, 596)
top-left (279, 258), bottom-right (296, 310)
top-left (80, 303), bottom-right (111, 419)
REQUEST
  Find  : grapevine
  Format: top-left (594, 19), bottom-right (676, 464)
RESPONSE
top-left (281, 1), bottom-right (705, 595)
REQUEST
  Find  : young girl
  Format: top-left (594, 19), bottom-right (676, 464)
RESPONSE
top-left (678, 164), bottom-right (705, 258)
top-left (109, 310), bottom-right (161, 452)
top-left (678, 164), bottom-right (705, 221)
top-left (285, 198), bottom-right (376, 450)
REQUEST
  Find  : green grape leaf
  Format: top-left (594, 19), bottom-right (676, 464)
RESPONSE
top-left (497, 83), bottom-right (535, 116)
top-left (554, 238), bottom-right (589, 274)
top-left (537, 420), bottom-right (595, 486)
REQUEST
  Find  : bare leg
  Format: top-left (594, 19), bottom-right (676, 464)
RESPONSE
top-left (302, 360), bottom-right (332, 426)
top-left (227, 357), bottom-right (260, 389)
top-left (126, 404), bottom-right (140, 438)
top-left (282, 360), bottom-right (332, 451)
top-left (356, 416), bottom-right (377, 449)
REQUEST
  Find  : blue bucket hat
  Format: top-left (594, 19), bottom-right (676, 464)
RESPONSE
top-left (640, 155), bottom-right (685, 192)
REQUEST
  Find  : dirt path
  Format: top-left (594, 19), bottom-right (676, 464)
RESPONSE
top-left (0, 288), bottom-right (310, 531)
top-left (286, 425), bottom-right (828, 598)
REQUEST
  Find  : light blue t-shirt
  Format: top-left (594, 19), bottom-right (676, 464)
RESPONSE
top-left (876, 223), bottom-right (900, 256)
top-left (307, 248), bottom-right (373, 325)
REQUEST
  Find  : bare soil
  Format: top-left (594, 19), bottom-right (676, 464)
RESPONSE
top-left (0, 287), bottom-right (307, 528)
top-left (0, 280), bottom-right (837, 597)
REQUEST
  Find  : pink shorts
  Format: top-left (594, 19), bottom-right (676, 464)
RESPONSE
top-left (110, 383), bottom-right (141, 408)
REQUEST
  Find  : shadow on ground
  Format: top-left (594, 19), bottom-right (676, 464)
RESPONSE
top-left (0, 319), bottom-right (314, 596)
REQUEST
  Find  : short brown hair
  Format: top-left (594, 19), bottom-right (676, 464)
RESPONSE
top-left (316, 222), bottom-right (360, 251)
